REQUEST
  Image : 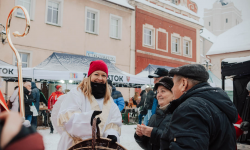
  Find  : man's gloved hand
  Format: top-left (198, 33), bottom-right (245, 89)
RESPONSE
top-left (107, 135), bottom-right (117, 144)
top-left (240, 121), bottom-right (249, 131)
top-left (90, 111), bottom-right (102, 126)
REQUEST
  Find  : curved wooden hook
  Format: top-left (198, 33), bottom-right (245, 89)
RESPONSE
top-left (6, 6), bottom-right (31, 118)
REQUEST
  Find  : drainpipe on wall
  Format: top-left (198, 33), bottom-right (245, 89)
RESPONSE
top-left (129, 10), bottom-right (136, 98)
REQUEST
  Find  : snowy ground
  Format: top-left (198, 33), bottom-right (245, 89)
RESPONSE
top-left (38, 125), bottom-right (143, 150)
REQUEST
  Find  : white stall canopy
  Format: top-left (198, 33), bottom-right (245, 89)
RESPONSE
top-left (136, 64), bottom-right (174, 85)
top-left (34, 53), bottom-right (150, 86)
top-left (0, 60), bottom-right (33, 79)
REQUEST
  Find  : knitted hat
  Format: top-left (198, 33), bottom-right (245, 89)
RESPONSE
top-left (88, 60), bottom-right (108, 77)
top-left (56, 85), bottom-right (62, 90)
top-left (154, 77), bottom-right (173, 91)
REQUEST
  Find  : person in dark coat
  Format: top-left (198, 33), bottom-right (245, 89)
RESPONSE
top-left (137, 87), bottom-right (148, 125)
top-left (31, 82), bottom-right (40, 129)
top-left (24, 82), bottom-right (35, 123)
top-left (107, 80), bottom-right (125, 112)
top-left (135, 77), bottom-right (174, 150)
top-left (144, 87), bottom-right (154, 125)
top-left (160, 64), bottom-right (238, 150)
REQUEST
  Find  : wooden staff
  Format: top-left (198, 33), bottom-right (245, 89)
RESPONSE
top-left (6, 6), bottom-right (30, 118)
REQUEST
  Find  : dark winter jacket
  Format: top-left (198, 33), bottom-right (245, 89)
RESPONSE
top-left (135, 107), bottom-right (172, 150)
top-left (160, 82), bottom-right (238, 150)
top-left (137, 90), bottom-right (147, 115)
top-left (145, 90), bottom-right (155, 110)
top-left (24, 87), bottom-right (35, 116)
top-left (111, 86), bottom-right (125, 111)
top-left (31, 82), bottom-right (40, 112)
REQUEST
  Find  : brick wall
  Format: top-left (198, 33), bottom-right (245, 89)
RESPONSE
top-left (135, 7), bottom-right (197, 74)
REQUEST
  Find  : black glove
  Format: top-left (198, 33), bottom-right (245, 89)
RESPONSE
top-left (107, 135), bottom-right (117, 144)
top-left (240, 121), bottom-right (250, 131)
top-left (90, 111), bottom-right (102, 126)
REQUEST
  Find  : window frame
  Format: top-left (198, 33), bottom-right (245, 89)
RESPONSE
top-left (142, 24), bottom-right (155, 49)
top-left (109, 14), bottom-right (122, 40)
top-left (171, 33), bottom-right (181, 55)
top-left (183, 40), bottom-right (190, 56)
top-left (15, 0), bottom-right (36, 20)
top-left (171, 37), bottom-right (180, 54)
top-left (183, 36), bottom-right (192, 58)
top-left (45, 0), bottom-right (64, 27)
top-left (144, 28), bottom-right (153, 46)
top-left (85, 7), bottom-right (100, 35)
top-left (12, 50), bottom-right (32, 68)
top-left (156, 28), bottom-right (168, 52)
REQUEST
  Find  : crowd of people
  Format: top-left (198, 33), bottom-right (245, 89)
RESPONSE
top-left (0, 60), bottom-right (249, 150)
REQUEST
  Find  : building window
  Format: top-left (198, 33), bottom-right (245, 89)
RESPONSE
top-left (45, 0), bottom-right (63, 26)
top-left (183, 40), bottom-right (190, 56)
top-left (47, 1), bottom-right (59, 24)
top-left (143, 24), bottom-right (155, 49)
top-left (144, 28), bottom-right (152, 46)
top-left (14, 52), bottom-right (30, 68)
top-left (183, 36), bottom-right (192, 58)
top-left (209, 22), bottom-right (210, 26)
top-left (172, 0), bottom-right (178, 5)
top-left (15, 0), bottom-right (35, 20)
top-left (172, 37), bottom-right (180, 53)
top-left (226, 18), bottom-right (228, 23)
top-left (85, 7), bottom-right (99, 34)
top-left (110, 14), bottom-right (122, 39)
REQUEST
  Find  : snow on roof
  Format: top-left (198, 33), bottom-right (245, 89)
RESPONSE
top-left (222, 55), bottom-right (250, 63)
top-left (105, 0), bottom-right (134, 10)
top-left (207, 20), bottom-right (250, 55)
top-left (159, 0), bottom-right (199, 17)
top-left (135, 0), bottom-right (202, 26)
top-left (200, 28), bottom-right (217, 43)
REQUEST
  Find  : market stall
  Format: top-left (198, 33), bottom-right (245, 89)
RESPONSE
top-left (33, 52), bottom-right (151, 87)
top-left (221, 56), bottom-right (250, 143)
top-left (0, 60), bottom-right (33, 100)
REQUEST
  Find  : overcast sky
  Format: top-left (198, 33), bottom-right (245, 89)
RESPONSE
top-left (193, 0), bottom-right (250, 22)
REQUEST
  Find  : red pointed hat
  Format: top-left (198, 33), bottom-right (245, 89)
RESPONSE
top-left (88, 60), bottom-right (108, 77)
top-left (56, 85), bottom-right (62, 90)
